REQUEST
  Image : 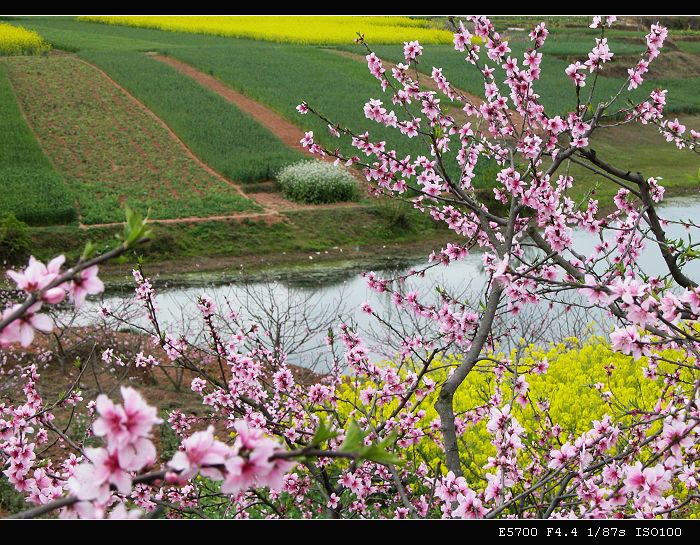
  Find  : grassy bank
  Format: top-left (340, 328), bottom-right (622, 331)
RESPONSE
top-left (26, 203), bottom-right (454, 277)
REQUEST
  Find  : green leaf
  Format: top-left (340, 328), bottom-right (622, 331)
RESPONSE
top-left (339, 421), bottom-right (365, 453)
top-left (81, 241), bottom-right (97, 261)
top-left (358, 444), bottom-right (402, 466)
top-left (310, 418), bottom-right (338, 447)
top-left (120, 205), bottom-right (153, 248)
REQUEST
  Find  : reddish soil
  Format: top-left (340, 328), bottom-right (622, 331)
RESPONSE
top-left (247, 191), bottom-right (367, 212)
top-left (152, 54), bottom-right (312, 156)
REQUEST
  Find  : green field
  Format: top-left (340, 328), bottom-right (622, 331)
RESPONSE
top-left (14, 19), bottom-right (438, 158)
top-left (2, 16), bottom-right (699, 265)
top-left (338, 40), bottom-right (700, 116)
top-left (0, 63), bottom-right (75, 225)
top-left (3, 55), bottom-right (259, 224)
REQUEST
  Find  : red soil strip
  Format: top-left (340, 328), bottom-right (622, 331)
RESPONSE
top-left (152, 54), bottom-right (311, 155)
top-left (248, 191), bottom-right (366, 212)
top-left (150, 54), bottom-right (367, 187)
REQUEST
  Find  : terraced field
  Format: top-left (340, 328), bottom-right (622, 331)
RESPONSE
top-left (2, 55), bottom-right (260, 225)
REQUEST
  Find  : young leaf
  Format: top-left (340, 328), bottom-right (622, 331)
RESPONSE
top-left (339, 421), bottom-right (365, 453)
top-left (310, 418), bottom-right (339, 447)
top-left (358, 444), bottom-right (402, 466)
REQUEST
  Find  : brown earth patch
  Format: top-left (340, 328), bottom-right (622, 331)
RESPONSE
top-left (151, 54), bottom-right (312, 156)
top-left (247, 191), bottom-right (368, 212)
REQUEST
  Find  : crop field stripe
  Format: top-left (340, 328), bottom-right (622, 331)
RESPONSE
top-left (0, 62), bottom-right (76, 226)
top-left (3, 56), bottom-right (261, 225)
top-left (151, 55), bottom-right (312, 156)
top-left (77, 57), bottom-right (255, 204)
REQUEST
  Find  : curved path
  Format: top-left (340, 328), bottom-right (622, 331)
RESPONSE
top-left (152, 54), bottom-right (311, 156)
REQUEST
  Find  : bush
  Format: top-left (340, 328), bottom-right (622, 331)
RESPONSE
top-left (277, 160), bottom-right (360, 205)
top-left (0, 213), bottom-right (31, 266)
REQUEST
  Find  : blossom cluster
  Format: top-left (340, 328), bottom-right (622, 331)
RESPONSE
top-left (1, 256), bottom-right (103, 347)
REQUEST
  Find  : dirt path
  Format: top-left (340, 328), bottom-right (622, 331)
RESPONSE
top-left (77, 57), bottom-right (266, 206)
top-left (246, 191), bottom-right (367, 212)
top-left (152, 54), bottom-right (311, 155)
top-left (150, 52), bottom-right (368, 190)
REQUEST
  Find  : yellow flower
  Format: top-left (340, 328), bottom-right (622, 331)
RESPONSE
top-left (0, 23), bottom-right (50, 56)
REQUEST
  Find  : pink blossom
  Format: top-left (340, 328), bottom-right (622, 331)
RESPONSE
top-left (69, 266), bottom-right (104, 308)
top-left (168, 426), bottom-right (232, 481)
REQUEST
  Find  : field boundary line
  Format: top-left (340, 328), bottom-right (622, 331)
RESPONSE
top-left (79, 210), bottom-right (284, 230)
top-left (74, 55), bottom-right (281, 219)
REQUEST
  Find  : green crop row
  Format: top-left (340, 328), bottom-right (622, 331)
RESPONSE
top-left (81, 50), bottom-right (303, 184)
top-left (0, 63), bottom-right (76, 226)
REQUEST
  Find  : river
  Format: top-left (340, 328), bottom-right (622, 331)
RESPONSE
top-left (81, 196), bottom-right (700, 369)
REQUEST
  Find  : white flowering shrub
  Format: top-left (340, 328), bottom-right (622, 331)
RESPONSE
top-left (277, 160), bottom-right (360, 204)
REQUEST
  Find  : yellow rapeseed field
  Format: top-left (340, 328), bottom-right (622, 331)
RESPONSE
top-left (0, 22), bottom-right (51, 56)
top-left (78, 16), bottom-right (454, 45)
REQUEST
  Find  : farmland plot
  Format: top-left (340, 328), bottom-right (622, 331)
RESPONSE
top-left (2, 55), bottom-right (260, 225)
top-left (0, 63), bottom-right (75, 225)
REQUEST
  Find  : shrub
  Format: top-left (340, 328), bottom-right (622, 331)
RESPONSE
top-left (0, 213), bottom-right (31, 266)
top-left (277, 160), bottom-right (360, 204)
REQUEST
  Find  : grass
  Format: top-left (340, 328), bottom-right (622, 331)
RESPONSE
top-left (28, 205), bottom-right (448, 269)
top-left (0, 63), bottom-right (75, 225)
top-left (3, 56), bottom-right (259, 225)
top-left (81, 50), bottom-right (303, 184)
top-left (78, 16), bottom-right (453, 45)
top-left (566, 114), bottom-right (700, 204)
